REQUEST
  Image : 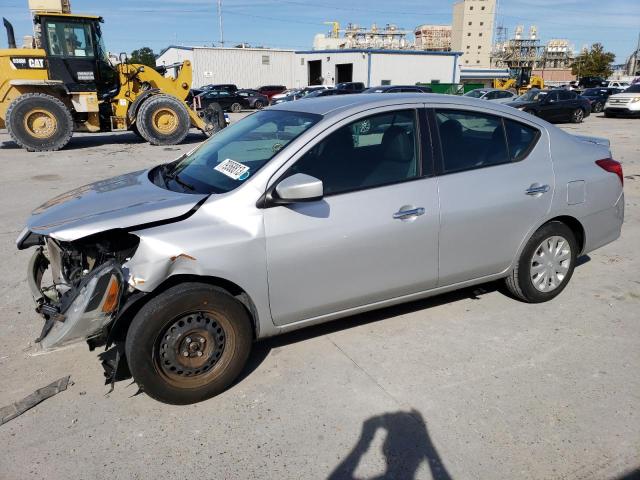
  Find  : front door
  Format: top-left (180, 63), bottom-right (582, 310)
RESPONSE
top-left (264, 107), bottom-right (440, 325)
top-left (433, 107), bottom-right (554, 286)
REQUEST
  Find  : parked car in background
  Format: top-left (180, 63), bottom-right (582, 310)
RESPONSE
top-left (257, 85), bottom-right (287, 100)
top-left (236, 89), bottom-right (270, 109)
top-left (270, 89), bottom-right (300, 102)
top-left (271, 90), bottom-right (309, 105)
top-left (606, 81), bottom-right (630, 91)
top-left (201, 84), bottom-right (238, 93)
top-left (18, 93), bottom-right (623, 404)
top-left (604, 83), bottom-right (640, 117)
top-left (336, 82), bottom-right (365, 93)
top-left (303, 89), bottom-right (352, 98)
top-left (580, 88), bottom-right (620, 113)
top-left (577, 77), bottom-right (607, 89)
top-left (506, 89), bottom-right (591, 123)
top-left (194, 90), bottom-right (250, 112)
top-left (363, 85), bottom-right (433, 93)
top-left (464, 88), bottom-right (516, 104)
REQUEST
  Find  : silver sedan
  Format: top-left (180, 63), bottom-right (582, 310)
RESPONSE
top-left (17, 94), bottom-right (624, 404)
top-left (464, 88), bottom-right (517, 103)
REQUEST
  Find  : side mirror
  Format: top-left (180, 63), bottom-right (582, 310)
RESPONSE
top-left (274, 173), bottom-right (323, 203)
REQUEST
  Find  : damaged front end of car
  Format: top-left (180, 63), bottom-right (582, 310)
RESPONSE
top-left (19, 229), bottom-right (140, 354)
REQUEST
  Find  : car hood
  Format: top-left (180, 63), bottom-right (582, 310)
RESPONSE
top-left (22, 169), bottom-right (208, 243)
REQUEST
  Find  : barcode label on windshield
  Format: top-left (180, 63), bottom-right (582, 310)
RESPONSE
top-left (214, 159), bottom-right (250, 181)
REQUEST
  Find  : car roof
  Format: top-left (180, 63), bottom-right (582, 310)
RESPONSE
top-left (268, 92), bottom-right (532, 118)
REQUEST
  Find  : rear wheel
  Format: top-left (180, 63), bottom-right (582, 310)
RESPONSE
top-left (230, 102), bottom-right (242, 113)
top-left (571, 108), bottom-right (585, 123)
top-left (505, 221), bottom-right (577, 303)
top-left (125, 283), bottom-right (252, 404)
top-left (592, 101), bottom-right (604, 113)
top-left (6, 93), bottom-right (73, 152)
top-left (136, 94), bottom-right (191, 146)
top-left (253, 100), bottom-right (265, 110)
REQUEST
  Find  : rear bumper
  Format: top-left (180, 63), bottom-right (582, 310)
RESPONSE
top-left (582, 193), bottom-right (624, 255)
top-left (28, 248), bottom-right (125, 353)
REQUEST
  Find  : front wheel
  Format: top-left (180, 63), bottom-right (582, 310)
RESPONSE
top-left (253, 100), bottom-right (265, 110)
top-left (505, 221), bottom-right (577, 303)
top-left (230, 102), bottom-right (242, 113)
top-left (571, 108), bottom-right (585, 123)
top-left (592, 102), bottom-right (604, 113)
top-left (136, 94), bottom-right (191, 146)
top-left (125, 283), bottom-right (253, 404)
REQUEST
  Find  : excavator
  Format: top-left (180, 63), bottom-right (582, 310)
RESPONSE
top-left (493, 67), bottom-right (544, 95)
top-left (0, 0), bottom-right (224, 152)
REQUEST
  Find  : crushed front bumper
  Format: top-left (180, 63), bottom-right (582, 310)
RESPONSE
top-left (28, 248), bottom-right (125, 352)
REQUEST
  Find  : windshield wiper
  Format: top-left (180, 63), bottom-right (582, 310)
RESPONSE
top-left (160, 161), bottom-right (195, 192)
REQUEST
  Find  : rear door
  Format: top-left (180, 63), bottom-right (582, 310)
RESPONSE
top-left (263, 106), bottom-right (440, 325)
top-left (537, 91), bottom-right (561, 121)
top-left (432, 107), bottom-right (553, 285)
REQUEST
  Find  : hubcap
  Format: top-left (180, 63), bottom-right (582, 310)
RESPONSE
top-left (574, 110), bottom-right (583, 122)
top-left (156, 312), bottom-right (226, 378)
top-left (152, 108), bottom-right (178, 134)
top-left (23, 109), bottom-right (57, 139)
top-left (530, 236), bottom-right (571, 292)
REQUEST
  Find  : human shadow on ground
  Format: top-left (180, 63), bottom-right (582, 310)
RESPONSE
top-left (328, 409), bottom-right (452, 480)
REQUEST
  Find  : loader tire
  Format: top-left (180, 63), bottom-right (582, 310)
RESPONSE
top-left (136, 94), bottom-right (191, 146)
top-left (6, 93), bottom-right (73, 152)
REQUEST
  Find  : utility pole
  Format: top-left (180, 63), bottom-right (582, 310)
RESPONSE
top-left (217, 0), bottom-right (224, 46)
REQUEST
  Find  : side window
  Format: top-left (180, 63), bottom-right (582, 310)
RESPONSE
top-left (288, 110), bottom-right (420, 195)
top-left (498, 91), bottom-right (513, 99)
top-left (45, 21), bottom-right (94, 58)
top-left (504, 119), bottom-right (540, 162)
top-left (435, 110), bottom-right (509, 173)
top-left (559, 91), bottom-right (575, 100)
top-left (546, 91), bottom-right (560, 102)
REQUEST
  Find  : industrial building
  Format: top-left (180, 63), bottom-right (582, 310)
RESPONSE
top-left (451, 0), bottom-right (497, 67)
top-left (157, 46), bottom-right (461, 89)
top-left (414, 25), bottom-right (452, 51)
top-left (156, 46), bottom-right (297, 89)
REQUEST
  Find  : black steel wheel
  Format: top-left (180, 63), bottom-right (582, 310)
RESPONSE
top-left (125, 283), bottom-right (252, 404)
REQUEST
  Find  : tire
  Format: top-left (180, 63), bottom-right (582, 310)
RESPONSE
top-left (230, 102), bottom-right (242, 113)
top-left (253, 100), bottom-right (264, 110)
top-left (125, 283), bottom-right (253, 405)
top-left (593, 102), bottom-right (604, 113)
top-left (6, 93), bottom-right (73, 152)
top-left (571, 108), bottom-right (585, 123)
top-left (136, 94), bottom-right (191, 146)
top-left (505, 221), bottom-right (578, 303)
top-left (130, 123), bottom-right (144, 139)
top-left (200, 102), bottom-right (225, 137)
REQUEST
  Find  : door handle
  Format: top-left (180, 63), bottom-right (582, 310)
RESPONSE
top-left (393, 207), bottom-right (425, 220)
top-left (525, 184), bottom-right (550, 196)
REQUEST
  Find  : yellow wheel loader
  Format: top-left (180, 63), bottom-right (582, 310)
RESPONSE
top-left (493, 67), bottom-right (544, 95)
top-left (0, 0), bottom-right (224, 152)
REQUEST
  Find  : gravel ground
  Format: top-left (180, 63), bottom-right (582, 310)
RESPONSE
top-left (0, 112), bottom-right (638, 480)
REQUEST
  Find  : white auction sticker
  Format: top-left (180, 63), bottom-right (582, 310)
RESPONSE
top-left (214, 159), bottom-right (250, 180)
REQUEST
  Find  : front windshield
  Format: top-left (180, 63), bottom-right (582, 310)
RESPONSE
top-left (517, 89), bottom-right (547, 102)
top-left (624, 84), bottom-right (640, 93)
top-left (464, 90), bottom-right (486, 98)
top-left (160, 110), bottom-right (321, 194)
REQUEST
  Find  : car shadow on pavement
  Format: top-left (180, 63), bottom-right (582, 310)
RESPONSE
top-left (327, 409), bottom-right (452, 480)
top-left (0, 131), bottom-right (205, 151)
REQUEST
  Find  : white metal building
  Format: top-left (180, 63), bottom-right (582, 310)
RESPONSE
top-left (296, 49), bottom-right (461, 86)
top-left (156, 46), bottom-right (461, 89)
top-left (156, 46), bottom-right (296, 89)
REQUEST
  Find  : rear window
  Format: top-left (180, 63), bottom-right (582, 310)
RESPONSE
top-left (504, 119), bottom-right (540, 162)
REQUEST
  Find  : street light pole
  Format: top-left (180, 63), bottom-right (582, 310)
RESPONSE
top-left (217, 0), bottom-right (224, 46)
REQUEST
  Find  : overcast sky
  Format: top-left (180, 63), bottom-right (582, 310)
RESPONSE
top-left (2, 0), bottom-right (639, 62)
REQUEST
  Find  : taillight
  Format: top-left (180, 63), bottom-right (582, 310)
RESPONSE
top-left (596, 158), bottom-right (624, 186)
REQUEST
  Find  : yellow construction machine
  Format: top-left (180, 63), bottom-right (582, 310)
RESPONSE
top-left (0, 0), bottom-right (224, 151)
top-left (493, 67), bottom-right (544, 95)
